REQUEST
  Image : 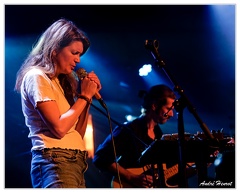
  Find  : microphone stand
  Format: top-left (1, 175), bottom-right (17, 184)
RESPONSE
top-left (145, 40), bottom-right (218, 187)
top-left (90, 101), bottom-right (149, 148)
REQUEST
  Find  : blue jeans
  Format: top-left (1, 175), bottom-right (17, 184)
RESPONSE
top-left (31, 148), bottom-right (88, 188)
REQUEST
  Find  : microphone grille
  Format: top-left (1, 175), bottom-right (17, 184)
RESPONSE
top-left (76, 68), bottom-right (87, 80)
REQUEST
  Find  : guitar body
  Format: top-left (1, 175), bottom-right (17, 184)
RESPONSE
top-left (162, 163), bottom-right (179, 188)
top-left (112, 164), bottom-right (181, 188)
top-left (112, 162), bottom-right (198, 188)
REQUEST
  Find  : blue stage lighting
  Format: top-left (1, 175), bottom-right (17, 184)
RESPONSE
top-left (139, 64), bottom-right (152, 76)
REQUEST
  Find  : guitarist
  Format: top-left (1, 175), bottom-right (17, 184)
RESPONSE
top-left (93, 84), bottom-right (176, 188)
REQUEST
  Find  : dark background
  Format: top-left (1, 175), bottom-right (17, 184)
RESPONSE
top-left (5, 4), bottom-right (235, 188)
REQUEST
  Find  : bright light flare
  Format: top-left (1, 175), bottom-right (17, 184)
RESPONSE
top-left (139, 64), bottom-right (152, 76)
top-left (83, 114), bottom-right (94, 159)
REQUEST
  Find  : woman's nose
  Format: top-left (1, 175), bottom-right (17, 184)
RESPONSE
top-left (75, 56), bottom-right (80, 63)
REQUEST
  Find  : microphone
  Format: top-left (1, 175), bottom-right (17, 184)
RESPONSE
top-left (76, 68), bottom-right (107, 109)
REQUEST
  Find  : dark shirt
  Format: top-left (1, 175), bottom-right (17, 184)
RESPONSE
top-left (93, 115), bottom-right (163, 171)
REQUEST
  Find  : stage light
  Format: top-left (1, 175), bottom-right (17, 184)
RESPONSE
top-left (83, 114), bottom-right (94, 158)
top-left (139, 64), bottom-right (152, 76)
top-left (125, 115), bottom-right (137, 122)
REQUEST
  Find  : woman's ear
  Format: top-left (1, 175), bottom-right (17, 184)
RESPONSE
top-left (52, 50), bottom-right (57, 57)
top-left (52, 51), bottom-right (58, 63)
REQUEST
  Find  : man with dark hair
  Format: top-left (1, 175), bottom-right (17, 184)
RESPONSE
top-left (93, 84), bottom-right (176, 188)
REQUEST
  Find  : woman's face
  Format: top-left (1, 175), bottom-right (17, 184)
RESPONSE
top-left (53, 41), bottom-right (84, 76)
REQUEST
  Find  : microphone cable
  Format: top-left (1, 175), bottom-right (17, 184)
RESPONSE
top-left (90, 101), bottom-right (123, 188)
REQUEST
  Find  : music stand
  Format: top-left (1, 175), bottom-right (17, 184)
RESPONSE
top-left (138, 139), bottom-right (212, 187)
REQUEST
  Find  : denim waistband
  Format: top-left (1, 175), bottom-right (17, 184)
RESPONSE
top-left (32, 148), bottom-right (88, 158)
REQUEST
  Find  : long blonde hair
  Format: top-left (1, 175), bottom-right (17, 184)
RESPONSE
top-left (14, 18), bottom-right (90, 105)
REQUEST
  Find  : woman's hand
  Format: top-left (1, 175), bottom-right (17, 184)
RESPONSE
top-left (80, 71), bottom-right (101, 99)
top-left (87, 71), bottom-right (102, 91)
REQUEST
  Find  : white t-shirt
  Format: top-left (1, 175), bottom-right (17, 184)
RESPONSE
top-left (21, 68), bottom-right (86, 151)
